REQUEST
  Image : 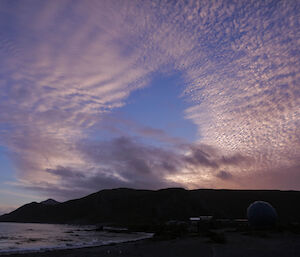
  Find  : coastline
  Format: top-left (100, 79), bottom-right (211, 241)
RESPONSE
top-left (2, 230), bottom-right (300, 257)
top-left (0, 232), bottom-right (153, 256)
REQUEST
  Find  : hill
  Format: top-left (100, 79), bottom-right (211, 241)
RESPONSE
top-left (40, 199), bottom-right (60, 205)
top-left (0, 188), bottom-right (299, 226)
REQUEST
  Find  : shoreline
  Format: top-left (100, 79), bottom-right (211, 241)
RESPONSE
top-left (0, 233), bottom-right (154, 256)
top-left (2, 230), bottom-right (300, 257)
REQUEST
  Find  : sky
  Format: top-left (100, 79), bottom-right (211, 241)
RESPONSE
top-left (0, 0), bottom-right (299, 214)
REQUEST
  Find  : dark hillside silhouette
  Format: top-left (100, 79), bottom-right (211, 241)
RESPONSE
top-left (0, 188), bottom-right (299, 226)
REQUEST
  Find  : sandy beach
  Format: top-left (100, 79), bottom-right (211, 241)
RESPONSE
top-left (3, 230), bottom-right (300, 257)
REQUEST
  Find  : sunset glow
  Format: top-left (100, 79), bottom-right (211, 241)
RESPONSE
top-left (0, 0), bottom-right (299, 213)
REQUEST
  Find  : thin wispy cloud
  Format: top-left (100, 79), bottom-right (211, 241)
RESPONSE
top-left (0, 0), bottom-right (299, 203)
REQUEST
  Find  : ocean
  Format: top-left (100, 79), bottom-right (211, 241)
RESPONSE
top-left (0, 222), bottom-right (152, 255)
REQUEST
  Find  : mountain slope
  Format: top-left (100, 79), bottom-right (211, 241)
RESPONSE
top-left (40, 199), bottom-right (60, 205)
top-left (0, 188), bottom-right (299, 225)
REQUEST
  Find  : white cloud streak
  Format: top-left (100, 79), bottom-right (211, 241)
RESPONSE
top-left (0, 0), bottom-right (299, 199)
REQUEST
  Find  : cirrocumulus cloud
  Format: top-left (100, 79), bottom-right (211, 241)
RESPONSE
top-left (0, 0), bottom-right (299, 201)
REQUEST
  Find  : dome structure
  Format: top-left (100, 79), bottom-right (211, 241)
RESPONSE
top-left (247, 201), bottom-right (278, 228)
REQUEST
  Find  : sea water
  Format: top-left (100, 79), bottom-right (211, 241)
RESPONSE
top-left (0, 222), bottom-right (152, 255)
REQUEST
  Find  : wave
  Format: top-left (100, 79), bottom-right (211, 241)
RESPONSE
top-left (0, 232), bottom-right (153, 256)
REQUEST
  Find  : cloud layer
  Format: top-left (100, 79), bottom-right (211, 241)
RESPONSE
top-left (0, 0), bottom-right (299, 200)
top-left (16, 136), bottom-right (250, 199)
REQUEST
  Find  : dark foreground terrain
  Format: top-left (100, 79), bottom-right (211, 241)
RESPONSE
top-left (3, 230), bottom-right (300, 257)
top-left (1, 188), bottom-right (299, 226)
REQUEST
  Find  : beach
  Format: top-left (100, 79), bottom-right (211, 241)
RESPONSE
top-left (3, 230), bottom-right (300, 257)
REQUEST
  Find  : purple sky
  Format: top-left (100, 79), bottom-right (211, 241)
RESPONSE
top-left (0, 0), bottom-right (299, 214)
